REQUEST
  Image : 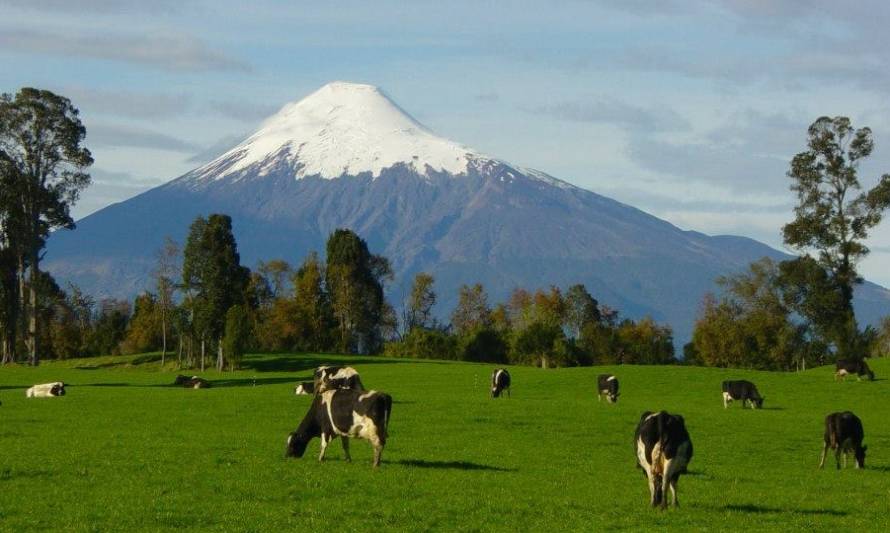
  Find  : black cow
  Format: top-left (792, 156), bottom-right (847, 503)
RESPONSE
top-left (285, 389), bottom-right (392, 467)
top-left (819, 411), bottom-right (867, 469)
top-left (721, 380), bottom-right (764, 409)
top-left (835, 359), bottom-right (875, 381)
top-left (597, 374), bottom-right (619, 403)
top-left (634, 411), bottom-right (693, 508)
top-left (174, 375), bottom-right (210, 389)
top-left (313, 366), bottom-right (364, 394)
top-left (491, 368), bottom-right (511, 398)
top-left (294, 381), bottom-right (315, 395)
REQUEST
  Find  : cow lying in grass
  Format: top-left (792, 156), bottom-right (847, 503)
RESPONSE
top-left (26, 382), bottom-right (66, 398)
top-left (294, 381), bottom-right (315, 395)
top-left (173, 375), bottom-right (210, 389)
top-left (634, 411), bottom-right (693, 508)
top-left (286, 389), bottom-right (392, 467)
top-left (819, 411), bottom-right (867, 469)
top-left (313, 366), bottom-right (364, 394)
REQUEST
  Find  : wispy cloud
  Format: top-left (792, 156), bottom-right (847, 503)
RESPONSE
top-left (209, 100), bottom-right (279, 122)
top-left (64, 87), bottom-right (192, 119)
top-left (89, 123), bottom-right (200, 153)
top-left (0, 28), bottom-right (250, 72)
top-left (524, 98), bottom-right (690, 132)
top-left (0, 0), bottom-right (182, 13)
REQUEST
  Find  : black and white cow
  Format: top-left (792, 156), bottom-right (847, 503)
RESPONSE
top-left (173, 375), bottom-right (210, 389)
top-left (26, 382), bottom-right (66, 398)
top-left (819, 411), bottom-right (867, 469)
top-left (721, 380), bottom-right (764, 409)
top-left (285, 388), bottom-right (392, 467)
top-left (313, 366), bottom-right (364, 394)
top-left (294, 381), bottom-right (315, 396)
top-left (634, 411), bottom-right (693, 508)
top-left (835, 359), bottom-right (875, 381)
top-left (597, 374), bottom-right (619, 403)
top-left (491, 368), bottom-right (511, 398)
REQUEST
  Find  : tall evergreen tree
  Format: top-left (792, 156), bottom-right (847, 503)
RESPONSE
top-left (182, 214), bottom-right (249, 370)
top-left (293, 251), bottom-right (333, 351)
top-left (325, 229), bottom-right (391, 354)
top-left (0, 88), bottom-right (93, 365)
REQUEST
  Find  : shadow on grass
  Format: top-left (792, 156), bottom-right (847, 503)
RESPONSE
top-left (78, 383), bottom-right (131, 387)
top-left (75, 353), bottom-right (162, 370)
top-left (194, 376), bottom-right (299, 388)
top-left (864, 465), bottom-right (890, 472)
top-left (723, 504), bottom-right (846, 516)
top-left (761, 407), bottom-right (785, 411)
top-left (392, 459), bottom-right (516, 472)
top-left (239, 355), bottom-right (413, 373)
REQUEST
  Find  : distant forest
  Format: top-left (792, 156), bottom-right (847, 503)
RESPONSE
top-left (2, 89), bottom-right (889, 370)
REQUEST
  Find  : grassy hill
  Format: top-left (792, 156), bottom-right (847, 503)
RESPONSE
top-left (2, 354), bottom-right (890, 531)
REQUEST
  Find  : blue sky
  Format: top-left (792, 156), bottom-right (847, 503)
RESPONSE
top-left (2, 0), bottom-right (890, 286)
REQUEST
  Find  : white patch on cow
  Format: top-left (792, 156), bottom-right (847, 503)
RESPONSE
top-left (333, 367), bottom-right (359, 380)
top-left (722, 392), bottom-right (732, 408)
top-left (606, 375), bottom-right (616, 382)
top-left (25, 382), bottom-right (64, 398)
top-left (358, 390), bottom-right (377, 401)
top-left (287, 435), bottom-right (293, 446)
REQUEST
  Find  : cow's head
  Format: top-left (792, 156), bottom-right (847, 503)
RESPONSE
top-left (51, 384), bottom-right (65, 396)
top-left (753, 396), bottom-right (764, 409)
top-left (491, 385), bottom-right (501, 398)
top-left (855, 445), bottom-right (867, 468)
top-left (867, 370), bottom-right (875, 381)
top-left (285, 432), bottom-right (310, 458)
top-left (606, 390), bottom-right (619, 403)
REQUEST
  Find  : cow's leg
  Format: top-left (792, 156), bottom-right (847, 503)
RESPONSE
top-left (598, 392), bottom-right (602, 402)
top-left (340, 437), bottom-right (351, 462)
top-left (818, 442), bottom-right (828, 469)
top-left (669, 476), bottom-right (679, 507)
top-left (318, 433), bottom-right (330, 462)
top-left (835, 447), bottom-right (842, 469)
top-left (371, 437), bottom-right (384, 468)
top-left (507, 387), bottom-right (511, 398)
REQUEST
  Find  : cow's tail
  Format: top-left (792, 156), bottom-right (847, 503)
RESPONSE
top-left (652, 412), bottom-right (667, 506)
top-left (377, 393), bottom-right (393, 445)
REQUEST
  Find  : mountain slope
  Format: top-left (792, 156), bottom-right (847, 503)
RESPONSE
top-left (44, 82), bottom-right (890, 344)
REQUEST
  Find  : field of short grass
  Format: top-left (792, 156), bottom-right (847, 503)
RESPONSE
top-left (2, 353), bottom-right (890, 531)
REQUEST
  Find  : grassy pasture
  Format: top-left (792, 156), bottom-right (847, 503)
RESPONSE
top-left (1, 354), bottom-right (890, 531)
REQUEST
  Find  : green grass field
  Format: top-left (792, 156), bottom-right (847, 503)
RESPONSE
top-left (2, 354), bottom-right (890, 531)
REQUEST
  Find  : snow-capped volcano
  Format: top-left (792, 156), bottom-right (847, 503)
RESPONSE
top-left (44, 82), bottom-right (890, 346)
top-left (194, 81), bottom-right (484, 181)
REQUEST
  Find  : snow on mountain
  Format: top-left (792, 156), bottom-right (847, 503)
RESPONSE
top-left (192, 82), bottom-right (484, 182)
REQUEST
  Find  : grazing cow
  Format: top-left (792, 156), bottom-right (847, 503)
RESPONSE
top-left (313, 366), bottom-right (364, 394)
top-left (819, 411), bottom-right (867, 469)
top-left (634, 411), bottom-right (693, 508)
top-left (491, 368), bottom-right (511, 398)
top-left (597, 374), bottom-right (620, 403)
top-left (835, 359), bottom-right (875, 381)
top-left (294, 381), bottom-right (315, 396)
top-left (285, 389), bottom-right (392, 467)
top-left (26, 382), bottom-right (66, 398)
top-left (721, 380), bottom-right (764, 409)
top-left (173, 375), bottom-right (210, 389)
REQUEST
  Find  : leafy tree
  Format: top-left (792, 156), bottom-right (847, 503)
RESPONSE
top-left (293, 251), bottom-right (333, 351)
top-left (223, 304), bottom-right (251, 370)
top-left (512, 321), bottom-right (565, 368)
top-left (257, 259), bottom-right (292, 299)
top-left (451, 283), bottom-right (492, 335)
top-left (0, 88), bottom-right (93, 364)
top-left (873, 317), bottom-right (890, 358)
top-left (121, 292), bottom-right (160, 355)
top-left (404, 272), bottom-right (437, 331)
top-left (783, 116), bottom-right (890, 355)
top-left (153, 237), bottom-right (179, 365)
top-left (564, 284), bottom-right (600, 339)
top-left (87, 299), bottom-right (130, 356)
